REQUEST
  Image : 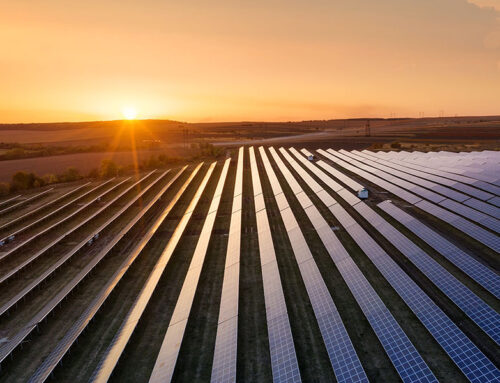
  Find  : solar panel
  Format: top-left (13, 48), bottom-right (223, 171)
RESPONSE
top-left (18, 167), bottom-right (190, 383)
top-left (415, 200), bottom-right (500, 253)
top-left (276, 148), bottom-right (438, 383)
top-left (315, 160), bottom-right (363, 192)
top-left (463, 198), bottom-right (500, 219)
top-left (438, 199), bottom-right (500, 234)
top-left (316, 149), bottom-right (422, 205)
top-left (0, 172), bottom-right (157, 317)
top-left (0, 188), bottom-right (54, 215)
top-left (211, 147), bottom-right (244, 383)
top-left (262, 147), bottom-right (368, 382)
top-left (279, 148), bottom-right (500, 383)
top-left (0, 181), bottom-right (93, 235)
top-left (352, 202), bottom-right (500, 344)
top-left (378, 200), bottom-right (500, 300)
top-left (150, 161), bottom-right (229, 383)
top-left (247, 147), bottom-right (301, 382)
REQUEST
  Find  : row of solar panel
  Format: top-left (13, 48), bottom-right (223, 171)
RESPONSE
top-left (336, 149), bottom-right (500, 230)
top-left (0, 188), bottom-right (54, 215)
top-left (280, 148), bottom-right (439, 382)
top-left (365, 150), bottom-right (500, 196)
top-left (0, 170), bottom-right (168, 369)
top-left (29, 168), bottom-right (191, 383)
top-left (211, 147), bottom-right (244, 383)
top-left (0, 173), bottom-right (157, 320)
top-left (150, 161), bottom-right (230, 382)
top-left (285, 147), bottom-right (500, 383)
top-left (262, 147), bottom-right (368, 383)
top-left (317, 149), bottom-right (500, 253)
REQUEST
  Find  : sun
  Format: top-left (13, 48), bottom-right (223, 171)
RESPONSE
top-left (122, 106), bottom-right (138, 120)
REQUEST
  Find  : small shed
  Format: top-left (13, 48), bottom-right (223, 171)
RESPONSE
top-left (357, 187), bottom-right (368, 199)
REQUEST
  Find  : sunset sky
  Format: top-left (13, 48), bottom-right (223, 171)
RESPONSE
top-left (1, 0), bottom-right (499, 123)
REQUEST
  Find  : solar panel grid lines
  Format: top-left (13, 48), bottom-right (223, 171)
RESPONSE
top-left (0, 174), bottom-right (135, 264)
top-left (316, 149), bottom-right (423, 205)
top-left (0, 188), bottom-right (54, 215)
top-left (393, 155), bottom-right (500, 189)
top-left (27, 166), bottom-right (190, 383)
top-left (0, 194), bottom-right (21, 208)
top-left (0, 178), bottom-right (173, 319)
top-left (290, 148), bottom-right (344, 192)
top-left (463, 198), bottom-right (500, 219)
top-left (316, 160), bottom-right (363, 192)
top-left (150, 161), bottom-right (225, 383)
top-left (415, 200), bottom-right (500, 253)
top-left (280, 149), bottom-right (500, 383)
top-left (320, 149), bottom-right (500, 249)
top-left (88, 164), bottom-right (204, 383)
top-left (489, 196), bottom-right (500, 208)
top-left (0, 167), bottom-right (180, 368)
top-left (0, 181), bottom-right (93, 234)
top-left (274, 148), bottom-right (439, 383)
top-left (0, 179), bottom-right (109, 246)
top-left (377, 200), bottom-right (500, 300)
top-left (329, 150), bottom-right (447, 203)
top-left (211, 147), bottom-right (244, 383)
top-left (345, 150), bottom-right (472, 203)
top-left (264, 146), bottom-right (367, 383)
top-left (438, 199), bottom-right (500, 234)
top-left (352, 202), bottom-right (500, 345)
top-left (248, 146), bottom-right (301, 383)
top-left (0, 177), bottom-right (135, 285)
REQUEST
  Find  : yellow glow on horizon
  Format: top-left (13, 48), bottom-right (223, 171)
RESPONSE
top-left (122, 106), bottom-right (138, 120)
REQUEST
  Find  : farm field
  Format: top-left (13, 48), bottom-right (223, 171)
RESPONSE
top-left (0, 147), bottom-right (498, 383)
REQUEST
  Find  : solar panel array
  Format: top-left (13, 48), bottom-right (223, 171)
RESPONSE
top-left (211, 148), bottom-right (244, 383)
top-left (29, 167), bottom-right (189, 383)
top-left (1, 147), bottom-right (499, 383)
top-left (351, 202), bottom-right (500, 345)
top-left (0, 169), bottom-right (170, 366)
top-left (317, 149), bottom-right (500, 251)
top-left (89, 165), bottom-right (202, 383)
top-left (149, 161), bottom-right (227, 383)
top-left (262, 147), bottom-right (367, 383)
top-left (248, 147), bottom-right (301, 383)
top-left (286, 148), bottom-right (500, 383)
top-left (280, 148), bottom-right (437, 383)
top-left (377, 200), bottom-right (500, 299)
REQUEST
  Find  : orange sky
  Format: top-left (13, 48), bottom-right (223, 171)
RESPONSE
top-left (0, 0), bottom-right (499, 123)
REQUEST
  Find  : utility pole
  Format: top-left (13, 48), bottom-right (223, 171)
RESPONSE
top-left (365, 119), bottom-right (371, 137)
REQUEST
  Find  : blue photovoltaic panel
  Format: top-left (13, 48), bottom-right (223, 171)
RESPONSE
top-left (378, 200), bottom-right (500, 300)
top-left (278, 148), bottom-right (437, 383)
top-left (316, 149), bottom-right (422, 205)
top-left (415, 200), bottom-right (500, 253)
top-left (353, 201), bottom-right (500, 345)
top-left (262, 147), bottom-right (368, 383)
top-left (211, 147), bottom-right (244, 383)
top-left (438, 199), bottom-right (500, 234)
top-left (248, 147), bottom-right (301, 383)
top-left (463, 198), bottom-right (500, 219)
top-left (281, 148), bottom-right (500, 383)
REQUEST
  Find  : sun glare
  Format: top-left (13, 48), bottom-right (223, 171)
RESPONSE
top-left (122, 106), bottom-right (137, 120)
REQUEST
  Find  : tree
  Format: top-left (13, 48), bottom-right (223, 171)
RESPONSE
top-left (11, 171), bottom-right (36, 190)
top-left (99, 159), bottom-right (118, 178)
top-left (63, 167), bottom-right (80, 182)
